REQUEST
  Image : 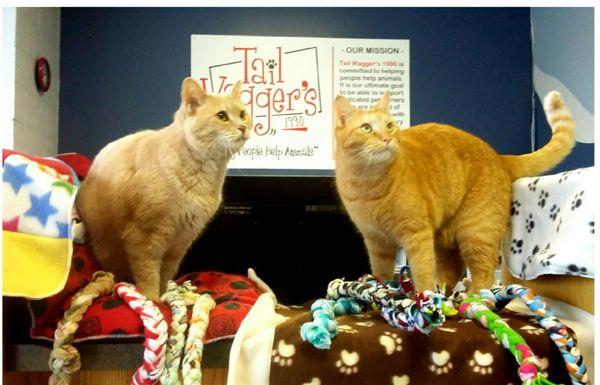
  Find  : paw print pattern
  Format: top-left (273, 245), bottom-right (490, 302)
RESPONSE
top-left (338, 325), bottom-right (358, 334)
top-left (510, 201), bottom-right (521, 216)
top-left (302, 378), bottom-right (321, 385)
top-left (267, 59), bottom-right (277, 69)
top-left (379, 331), bottom-right (403, 355)
top-left (527, 179), bottom-right (540, 191)
top-left (355, 320), bottom-right (375, 327)
top-left (525, 214), bottom-right (535, 233)
top-left (537, 190), bottom-right (549, 208)
top-left (429, 350), bottom-right (453, 374)
top-left (520, 325), bottom-right (545, 336)
top-left (392, 375), bottom-right (410, 385)
top-left (571, 191), bottom-right (584, 210)
top-left (549, 205), bottom-right (560, 221)
top-left (469, 350), bottom-right (494, 375)
top-left (510, 239), bottom-right (523, 254)
top-left (272, 339), bottom-right (295, 366)
top-left (519, 263), bottom-right (527, 279)
top-left (527, 245), bottom-right (540, 261)
top-left (558, 171), bottom-right (571, 183)
top-left (590, 221), bottom-right (595, 234)
top-left (336, 350), bottom-right (359, 375)
top-left (489, 333), bottom-right (501, 345)
top-left (540, 254), bottom-right (556, 267)
top-left (567, 264), bottom-right (588, 275)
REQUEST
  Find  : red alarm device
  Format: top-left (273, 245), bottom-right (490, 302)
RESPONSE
top-left (35, 57), bottom-right (51, 92)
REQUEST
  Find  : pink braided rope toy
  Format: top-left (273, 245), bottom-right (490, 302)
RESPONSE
top-left (115, 282), bottom-right (168, 385)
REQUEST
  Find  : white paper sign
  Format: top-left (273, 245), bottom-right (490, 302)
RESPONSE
top-left (191, 35), bottom-right (410, 171)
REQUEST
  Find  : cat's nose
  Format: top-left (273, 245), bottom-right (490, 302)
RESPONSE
top-left (381, 136), bottom-right (391, 144)
top-left (238, 125), bottom-right (247, 134)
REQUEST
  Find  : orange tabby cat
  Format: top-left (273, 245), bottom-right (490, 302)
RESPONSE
top-left (334, 91), bottom-right (574, 293)
top-left (76, 78), bottom-right (251, 301)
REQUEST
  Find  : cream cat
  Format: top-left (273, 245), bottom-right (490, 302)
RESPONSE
top-left (76, 78), bottom-right (251, 300)
top-left (334, 91), bottom-right (574, 293)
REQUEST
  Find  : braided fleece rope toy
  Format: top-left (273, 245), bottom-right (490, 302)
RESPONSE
top-left (182, 292), bottom-right (216, 385)
top-left (481, 285), bottom-right (589, 385)
top-left (458, 295), bottom-right (557, 385)
top-left (159, 281), bottom-right (190, 385)
top-left (115, 282), bottom-right (168, 385)
top-left (326, 275), bottom-right (449, 333)
top-left (49, 271), bottom-right (115, 385)
top-left (300, 297), bottom-right (361, 349)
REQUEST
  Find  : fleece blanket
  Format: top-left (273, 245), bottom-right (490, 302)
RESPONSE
top-left (506, 167), bottom-right (595, 280)
top-left (227, 295), bottom-right (574, 385)
top-left (2, 149), bottom-right (79, 298)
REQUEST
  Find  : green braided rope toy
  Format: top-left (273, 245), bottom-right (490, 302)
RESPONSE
top-left (458, 295), bottom-right (558, 385)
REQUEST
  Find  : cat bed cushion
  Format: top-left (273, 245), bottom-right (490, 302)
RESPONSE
top-left (271, 305), bottom-right (572, 385)
top-left (506, 167), bottom-right (594, 280)
top-left (231, 298), bottom-right (572, 385)
top-left (16, 149), bottom-right (262, 343)
top-left (28, 243), bottom-right (263, 343)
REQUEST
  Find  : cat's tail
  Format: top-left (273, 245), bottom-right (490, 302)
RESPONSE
top-left (502, 91), bottom-right (575, 181)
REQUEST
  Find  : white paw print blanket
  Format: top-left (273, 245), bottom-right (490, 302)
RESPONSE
top-left (505, 167), bottom-right (595, 280)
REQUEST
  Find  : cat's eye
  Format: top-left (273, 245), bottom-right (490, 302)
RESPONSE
top-left (386, 122), bottom-right (394, 131)
top-left (240, 110), bottom-right (247, 120)
top-left (360, 123), bottom-right (372, 133)
top-left (216, 111), bottom-right (229, 122)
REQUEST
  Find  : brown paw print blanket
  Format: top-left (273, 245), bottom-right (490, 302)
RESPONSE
top-left (227, 294), bottom-right (573, 385)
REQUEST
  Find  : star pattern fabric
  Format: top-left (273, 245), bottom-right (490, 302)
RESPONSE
top-left (3, 162), bottom-right (33, 194)
top-left (24, 191), bottom-right (59, 227)
top-left (56, 221), bottom-right (70, 238)
top-left (3, 151), bottom-right (80, 298)
top-left (3, 154), bottom-right (77, 238)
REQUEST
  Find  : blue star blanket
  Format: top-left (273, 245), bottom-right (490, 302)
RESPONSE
top-left (2, 150), bottom-right (79, 298)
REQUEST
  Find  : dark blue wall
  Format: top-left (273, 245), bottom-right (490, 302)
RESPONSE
top-left (59, 8), bottom-right (533, 159)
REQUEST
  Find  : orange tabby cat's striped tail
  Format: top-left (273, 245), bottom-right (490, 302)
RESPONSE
top-left (502, 91), bottom-right (575, 181)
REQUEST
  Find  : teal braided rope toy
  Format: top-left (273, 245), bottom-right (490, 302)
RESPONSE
top-left (300, 298), bottom-right (361, 349)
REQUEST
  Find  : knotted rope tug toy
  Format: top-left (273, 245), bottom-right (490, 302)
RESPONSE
top-left (300, 297), bottom-right (361, 349)
top-left (115, 282), bottom-right (169, 385)
top-left (159, 280), bottom-right (215, 385)
top-left (483, 285), bottom-right (589, 385)
top-left (457, 294), bottom-right (556, 385)
top-left (49, 271), bottom-right (115, 385)
top-left (327, 274), bottom-right (450, 333)
top-left (160, 281), bottom-right (190, 385)
top-left (182, 291), bottom-right (215, 385)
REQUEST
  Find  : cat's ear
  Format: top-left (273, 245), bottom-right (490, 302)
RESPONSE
top-left (374, 91), bottom-right (390, 112)
top-left (230, 81), bottom-right (242, 99)
top-left (334, 95), bottom-right (354, 127)
top-left (181, 77), bottom-right (206, 113)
